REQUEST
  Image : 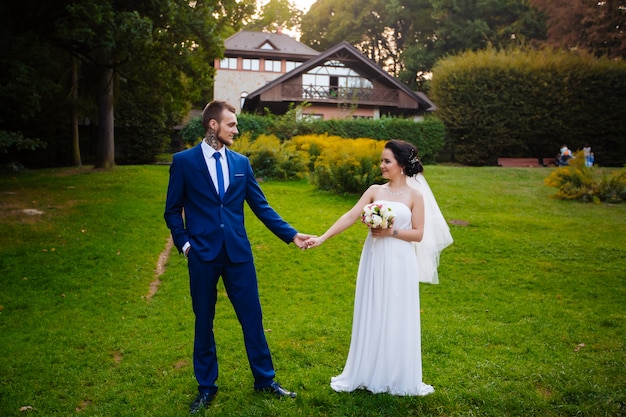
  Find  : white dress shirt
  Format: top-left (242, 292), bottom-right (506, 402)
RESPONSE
top-left (201, 140), bottom-right (230, 194)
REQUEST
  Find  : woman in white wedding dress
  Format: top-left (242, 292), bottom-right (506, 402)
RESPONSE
top-left (306, 140), bottom-right (453, 396)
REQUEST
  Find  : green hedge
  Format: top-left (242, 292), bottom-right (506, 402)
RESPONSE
top-left (181, 114), bottom-right (447, 164)
top-left (430, 48), bottom-right (626, 166)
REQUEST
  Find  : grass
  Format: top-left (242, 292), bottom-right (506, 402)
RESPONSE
top-left (0, 165), bottom-right (624, 416)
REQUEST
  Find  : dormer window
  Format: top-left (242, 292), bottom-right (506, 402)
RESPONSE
top-left (260, 41), bottom-right (276, 50)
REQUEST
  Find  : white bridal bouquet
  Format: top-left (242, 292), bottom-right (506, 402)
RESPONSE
top-left (361, 202), bottom-right (395, 230)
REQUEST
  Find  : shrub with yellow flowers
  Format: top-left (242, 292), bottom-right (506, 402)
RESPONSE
top-left (545, 151), bottom-right (626, 203)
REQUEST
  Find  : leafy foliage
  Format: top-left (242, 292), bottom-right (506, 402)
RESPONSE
top-left (231, 133), bottom-right (309, 180)
top-left (180, 117), bottom-right (206, 147)
top-left (0, 131), bottom-right (46, 154)
top-left (0, 0), bottom-right (255, 168)
top-left (301, 0), bottom-right (546, 82)
top-left (247, 114), bottom-right (445, 164)
top-left (545, 152), bottom-right (626, 203)
top-left (307, 136), bottom-right (385, 193)
top-left (181, 112), bottom-right (447, 166)
top-left (232, 133), bottom-right (383, 191)
top-left (531, 0), bottom-right (626, 59)
top-left (245, 0), bottom-right (303, 33)
top-left (430, 47), bottom-right (626, 166)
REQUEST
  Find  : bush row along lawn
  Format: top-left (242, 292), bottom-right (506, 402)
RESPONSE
top-left (0, 165), bottom-right (624, 416)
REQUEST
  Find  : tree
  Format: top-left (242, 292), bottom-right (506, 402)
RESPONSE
top-left (530, 0), bottom-right (626, 58)
top-left (246, 0), bottom-right (303, 33)
top-left (0, 0), bottom-right (68, 166)
top-left (301, 0), bottom-right (409, 71)
top-left (300, 0), bottom-right (546, 86)
top-left (0, 0), bottom-right (255, 168)
top-left (52, 1), bottom-right (154, 168)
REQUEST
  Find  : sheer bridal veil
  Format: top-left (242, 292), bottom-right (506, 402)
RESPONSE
top-left (408, 173), bottom-right (453, 284)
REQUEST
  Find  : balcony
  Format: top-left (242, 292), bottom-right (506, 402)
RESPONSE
top-left (281, 84), bottom-right (399, 104)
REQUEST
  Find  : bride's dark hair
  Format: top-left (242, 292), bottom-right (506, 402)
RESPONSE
top-left (385, 139), bottom-right (423, 177)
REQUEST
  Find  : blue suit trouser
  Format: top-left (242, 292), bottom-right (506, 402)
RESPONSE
top-left (187, 244), bottom-right (275, 394)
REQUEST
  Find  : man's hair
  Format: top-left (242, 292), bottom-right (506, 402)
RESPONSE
top-left (202, 101), bottom-right (236, 133)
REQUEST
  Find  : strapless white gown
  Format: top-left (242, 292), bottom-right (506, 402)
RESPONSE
top-left (330, 200), bottom-right (434, 396)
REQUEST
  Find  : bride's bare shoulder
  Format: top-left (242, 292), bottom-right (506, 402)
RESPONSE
top-left (366, 184), bottom-right (385, 194)
top-left (409, 187), bottom-right (423, 199)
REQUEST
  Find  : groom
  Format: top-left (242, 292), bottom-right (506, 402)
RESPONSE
top-left (164, 100), bottom-right (310, 413)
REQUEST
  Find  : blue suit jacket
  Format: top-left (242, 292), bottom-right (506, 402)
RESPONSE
top-left (164, 143), bottom-right (297, 262)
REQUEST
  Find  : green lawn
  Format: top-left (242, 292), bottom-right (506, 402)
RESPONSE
top-left (1, 165), bottom-right (624, 416)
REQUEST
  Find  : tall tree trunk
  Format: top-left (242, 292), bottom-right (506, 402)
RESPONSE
top-left (95, 65), bottom-right (115, 169)
top-left (71, 56), bottom-right (82, 166)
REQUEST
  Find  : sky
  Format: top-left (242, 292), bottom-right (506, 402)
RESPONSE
top-left (291, 0), bottom-right (316, 12)
top-left (258, 0), bottom-right (317, 13)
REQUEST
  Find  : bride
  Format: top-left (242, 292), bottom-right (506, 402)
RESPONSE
top-left (306, 139), bottom-right (453, 396)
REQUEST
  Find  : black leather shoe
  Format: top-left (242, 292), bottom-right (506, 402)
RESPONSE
top-left (189, 391), bottom-right (216, 414)
top-left (256, 381), bottom-right (297, 398)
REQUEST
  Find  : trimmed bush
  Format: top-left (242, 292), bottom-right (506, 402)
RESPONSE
top-left (180, 113), bottom-right (445, 193)
top-left (431, 47), bottom-right (626, 166)
top-left (181, 113), bottom-right (446, 164)
top-left (235, 114), bottom-right (446, 164)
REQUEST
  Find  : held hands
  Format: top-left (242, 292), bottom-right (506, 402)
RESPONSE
top-left (293, 233), bottom-right (317, 250)
top-left (304, 236), bottom-right (325, 249)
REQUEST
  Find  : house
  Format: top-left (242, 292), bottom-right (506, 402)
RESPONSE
top-left (213, 30), bottom-right (320, 113)
top-left (242, 41), bottom-right (436, 119)
top-left (214, 31), bottom-right (436, 120)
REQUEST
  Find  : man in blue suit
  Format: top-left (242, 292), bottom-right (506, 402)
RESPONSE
top-left (164, 100), bottom-right (311, 414)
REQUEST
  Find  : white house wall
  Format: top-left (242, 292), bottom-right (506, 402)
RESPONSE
top-left (214, 64), bottom-right (285, 113)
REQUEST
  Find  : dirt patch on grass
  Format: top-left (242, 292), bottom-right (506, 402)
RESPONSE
top-left (1, 189), bottom-right (84, 225)
top-left (147, 236), bottom-right (174, 300)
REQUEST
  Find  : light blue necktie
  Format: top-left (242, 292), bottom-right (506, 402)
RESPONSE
top-left (213, 152), bottom-right (225, 200)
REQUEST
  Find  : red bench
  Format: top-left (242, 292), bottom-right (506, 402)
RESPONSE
top-left (542, 158), bottom-right (557, 166)
top-left (497, 158), bottom-right (543, 167)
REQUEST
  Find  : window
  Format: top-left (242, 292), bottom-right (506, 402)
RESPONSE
top-left (302, 113), bottom-right (323, 120)
top-left (242, 59), bottom-right (260, 71)
top-left (264, 60), bottom-right (282, 72)
top-left (286, 61), bottom-right (302, 72)
top-left (219, 57), bottom-right (237, 69)
top-left (302, 60), bottom-right (373, 99)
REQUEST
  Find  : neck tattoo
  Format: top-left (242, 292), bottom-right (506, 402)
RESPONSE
top-left (384, 185), bottom-right (404, 196)
top-left (205, 132), bottom-right (219, 150)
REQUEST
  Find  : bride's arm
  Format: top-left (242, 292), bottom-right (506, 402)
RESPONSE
top-left (307, 186), bottom-right (377, 248)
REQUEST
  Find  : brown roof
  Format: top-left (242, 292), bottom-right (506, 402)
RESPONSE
top-left (224, 30), bottom-right (320, 60)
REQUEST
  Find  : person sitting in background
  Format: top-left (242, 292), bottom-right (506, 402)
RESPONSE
top-left (556, 144), bottom-right (573, 166)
